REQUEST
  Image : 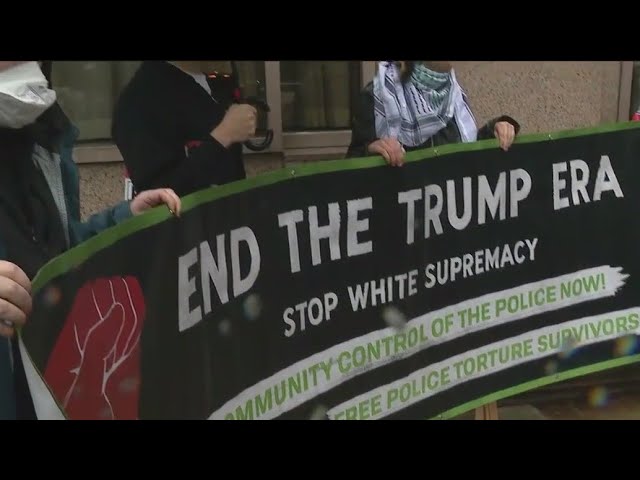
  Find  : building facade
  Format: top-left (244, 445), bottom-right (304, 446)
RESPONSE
top-left (50, 61), bottom-right (636, 217)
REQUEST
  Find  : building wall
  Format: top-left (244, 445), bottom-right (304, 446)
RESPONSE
top-left (455, 61), bottom-right (622, 133)
top-left (77, 61), bottom-right (624, 219)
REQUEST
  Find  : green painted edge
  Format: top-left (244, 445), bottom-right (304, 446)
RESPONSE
top-left (430, 353), bottom-right (640, 420)
top-left (32, 120), bottom-right (640, 292)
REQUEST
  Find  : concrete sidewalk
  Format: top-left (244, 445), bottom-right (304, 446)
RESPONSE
top-left (460, 364), bottom-right (640, 420)
top-left (451, 393), bottom-right (640, 420)
top-left (534, 394), bottom-right (640, 420)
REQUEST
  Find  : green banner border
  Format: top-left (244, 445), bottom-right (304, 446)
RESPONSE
top-left (24, 120), bottom-right (640, 421)
top-left (32, 120), bottom-right (640, 292)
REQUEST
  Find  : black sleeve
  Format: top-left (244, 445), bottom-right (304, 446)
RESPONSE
top-left (477, 115), bottom-right (521, 141)
top-left (115, 124), bottom-right (232, 198)
top-left (112, 62), bottom-right (237, 198)
top-left (346, 84), bottom-right (378, 158)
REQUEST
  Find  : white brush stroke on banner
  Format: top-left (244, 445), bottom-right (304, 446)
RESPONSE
top-left (210, 266), bottom-right (627, 420)
top-left (328, 306), bottom-right (640, 420)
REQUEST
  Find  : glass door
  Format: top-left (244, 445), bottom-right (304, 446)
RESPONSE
top-left (52, 61), bottom-right (141, 142)
top-left (51, 61), bottom-right (377, 159)
top-left (240, 61), bottom-right (376, 155)
top-left (631, 61), bottom-right (640, 119)
top-left (276, 61), bottom-right (373, 153)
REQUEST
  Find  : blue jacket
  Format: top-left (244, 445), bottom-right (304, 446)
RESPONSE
top-left (0, 120), bottom-right (133, 420)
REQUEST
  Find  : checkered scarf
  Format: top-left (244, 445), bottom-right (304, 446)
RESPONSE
top-left (373, 61), bottom-right (478, 147)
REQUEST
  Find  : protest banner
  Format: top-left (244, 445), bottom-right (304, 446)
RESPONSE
top-left (20, 122), bottom-right (640, 420)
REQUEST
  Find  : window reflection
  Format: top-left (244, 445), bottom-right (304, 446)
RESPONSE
top-left (631, 61), bottom-right (640, 120)
top-left (280, 61), bottom-right (361, 132)
top-left (52, 61), bottom-right (140, 141)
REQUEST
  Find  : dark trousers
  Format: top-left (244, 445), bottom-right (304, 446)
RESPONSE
top-left (0, 338), bottom-right (15, 420)
top-left (11, 337), bottom-right (36, 420)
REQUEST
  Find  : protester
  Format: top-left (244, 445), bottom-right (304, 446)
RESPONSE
top-left (0, 60), bottom-right (182, 420)
top-left (346, 61), bottom-right (521, 166)
top-left (112, 61), bottom-right (257, 198)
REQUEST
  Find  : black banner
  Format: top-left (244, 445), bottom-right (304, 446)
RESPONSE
top-left (20, 123), bottom-right (640, 420)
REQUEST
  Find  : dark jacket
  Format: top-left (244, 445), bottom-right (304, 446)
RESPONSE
top-left (346, 82), bottom-right (520, 158)
top-left (0, 103), bottom-right (132, 420)
top-left (112, 61), bottom-right (246, 198)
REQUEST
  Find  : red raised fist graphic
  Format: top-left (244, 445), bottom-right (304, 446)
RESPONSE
top-left (43, 276), bottom-right (146, 420)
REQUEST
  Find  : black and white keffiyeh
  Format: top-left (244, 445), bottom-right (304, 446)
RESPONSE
top-left (373, 61), bottom-right (478, 147)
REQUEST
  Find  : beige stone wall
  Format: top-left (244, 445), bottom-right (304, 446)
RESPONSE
top-left (453, 61), bottom-right (622, 133)
top-left (78, 163), bottom-right (124, 219)
top-left (78, 61), bottom-right (624, 219)
top-left (77, 156), bottom-right (283, 219)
